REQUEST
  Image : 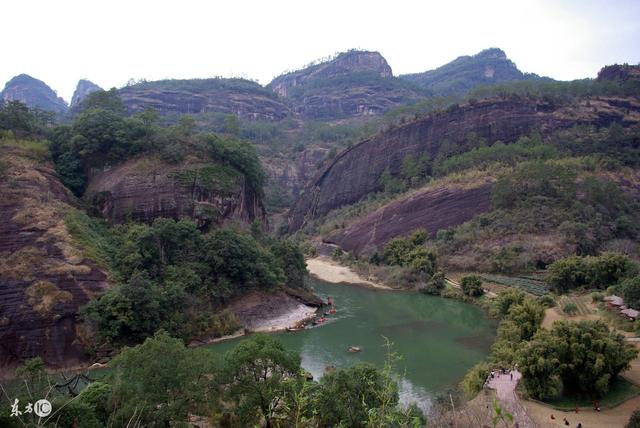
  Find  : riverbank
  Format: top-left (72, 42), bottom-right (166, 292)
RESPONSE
top-left (306, 257), bottom-right (391, 289)
top-left (227, 289), bottom-right (319, 332)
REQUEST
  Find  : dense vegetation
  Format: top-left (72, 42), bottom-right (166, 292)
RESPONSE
top-left (1, 333), bottom-right (423, 427)
top-left (462, 289), bottom-right (638, 402)
top-left (519, 320), bottom-right (637, 399)
top-left (49, 90), bottom-right (264, 197)
top-left (545, 252), bottom-right (636, 292)
top-left (81, 217), bottom-right (307, 345)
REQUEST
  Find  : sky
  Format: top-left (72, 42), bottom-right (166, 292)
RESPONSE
top-left (2, 0), bottom-right (639, 103)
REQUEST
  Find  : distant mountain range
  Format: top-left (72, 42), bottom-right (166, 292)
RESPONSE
top-left (0, 48), bottom-right (546, 120)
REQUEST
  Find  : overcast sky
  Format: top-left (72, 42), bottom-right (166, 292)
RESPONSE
top-left (2, 0), bottom-right (639, 103)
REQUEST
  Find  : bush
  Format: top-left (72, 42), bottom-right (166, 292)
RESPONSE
top-left (591, 291), bottom-right (605, 303)
top-left (621, 277), bottom-right (640, 310)
top-left (461, 275), bottom-right (484, 297)
top-left (421, 271), bottom-right (446, 295)
top-left (537, 294), bottom-right (556, 308)
top-left (562, 302), bottom-right (578, 315)
top-left (627, 410), bottom-right (640, 428)
top-left (461, 361), bottom-right (491, 398)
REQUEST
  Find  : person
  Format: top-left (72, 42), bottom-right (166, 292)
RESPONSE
top-left (491, 370), bottom-right (495, 379)
top-left (510, 372), bottom-right (513, 381)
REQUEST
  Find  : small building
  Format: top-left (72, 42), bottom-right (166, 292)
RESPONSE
top-left (621, 308), bottom-right (640, 321)
top-left (604, 295), bottom-right (624, 308)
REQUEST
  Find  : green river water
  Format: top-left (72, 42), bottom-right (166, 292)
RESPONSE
top-left (207, 278), bottom-right (496, 412)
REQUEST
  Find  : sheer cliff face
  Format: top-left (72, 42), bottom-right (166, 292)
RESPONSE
top-left (288, 97), bottom-right (640, 232)
top-left (0, 145), bottom-right (108, 369)
top-left (1, 74), bottom-right (68, 114)
top-left (85, 157), bottom-right (267, 229)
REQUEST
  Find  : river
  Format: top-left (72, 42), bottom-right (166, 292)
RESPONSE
top-left (206, 277), bottom-right (496, 412)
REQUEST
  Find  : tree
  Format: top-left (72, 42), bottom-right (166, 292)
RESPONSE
top-left (221, 334), bottom-right (301, 428)
top-left (107, 331), bottom-right (212, 426)
top-left (518, 320), bottom-right (638, 399)
top-left (493, 289), bottom-right (526, 318)
top-left (315, 362), bottom-right (393, 427)
top-left (76, 88), bottom-right (127, 116)
top-left (627, 409), bottom-right (640, 428)
top-left (622, 277), bottom-right (640, 310)
top-left (461, 275), bottom-right (484, 297)
top-left (546, 255), bottom-right (590, 293)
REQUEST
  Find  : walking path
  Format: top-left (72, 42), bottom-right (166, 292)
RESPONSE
top-left (487, 370), bottom-right (537, 428)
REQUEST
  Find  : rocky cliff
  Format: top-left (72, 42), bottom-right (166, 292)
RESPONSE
top-left (269, 50), bottom-right (425, 119)
top-left (118, 78), bottom-right (290, 121)
top-left (1, 74), bottom-right (68, 114)
top-left (597, 64), bottom-right (640, 82)
top-left (85, 156), bottom-right (267, 229)
top-left (0, 142), bottom-right (108, 369)
top-left (399, 48), bottom-right (541, 96)
top-left (70, 79), bottom-right (102, 107)
top-left (326, 182), bottom-right (493, 256)
top-left (288, 96), bottom-right (640, 231)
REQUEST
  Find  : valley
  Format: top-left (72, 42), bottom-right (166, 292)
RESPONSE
top-left (2, 40), bottom-right (640, 427)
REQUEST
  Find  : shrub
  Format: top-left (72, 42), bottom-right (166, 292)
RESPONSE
top-left (627, 410), bottom-right (640, 428)
top-left (461, 275), bottom-right (484, 297)
top-left (461, 361), bottom-right (491, 398)
top-left (562, 302), bottom-right (578, 315)
top-left (421, 271), bottom-right (446, 295)
top-left (537, 294), bottom-right (556, 308)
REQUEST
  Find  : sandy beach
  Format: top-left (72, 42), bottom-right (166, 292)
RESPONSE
top-left (306, 256), bottom-right (391, 289)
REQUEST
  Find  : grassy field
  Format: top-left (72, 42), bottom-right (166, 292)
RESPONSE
top-left (542, 377), bottom-right (640, 410)
top-left (479, 274), bottom-right (550, 296)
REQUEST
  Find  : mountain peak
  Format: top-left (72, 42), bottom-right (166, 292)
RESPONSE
top-left (1, 73), bottom-right (68, 113)
top-left (399, 47), bottom-right (530, 96)
top-left (269, 49), bottom-right (393, 98)
top-left (70, 79), bottom-right (103, 107)
top-left (475, 47), bottom-right (507, 60)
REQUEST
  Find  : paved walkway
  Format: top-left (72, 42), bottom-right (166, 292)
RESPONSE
top-left (487, 370), bottom-right (537, 428)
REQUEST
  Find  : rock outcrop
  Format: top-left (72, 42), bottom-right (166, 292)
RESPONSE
top-left (0, 143), bottom-right (108, 369)
top-left (118, 78), bottom-right (290, 121)
top-left (288, 96), bottom-right (640, 231)
top-left (597, 64), bottom-right (640, 82)
top-left (1, 74), bottom-right (68, 114)
top-left (399, 48), bottom-right (541, 96)
top-left (269, 50), bottom-right (424, 119)
top-left (70, 79), bottom-right (102, 107)
top-left (325, 183), bottom-right (493, 256)
top-left (85, 156), bottom-right (267, 229)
